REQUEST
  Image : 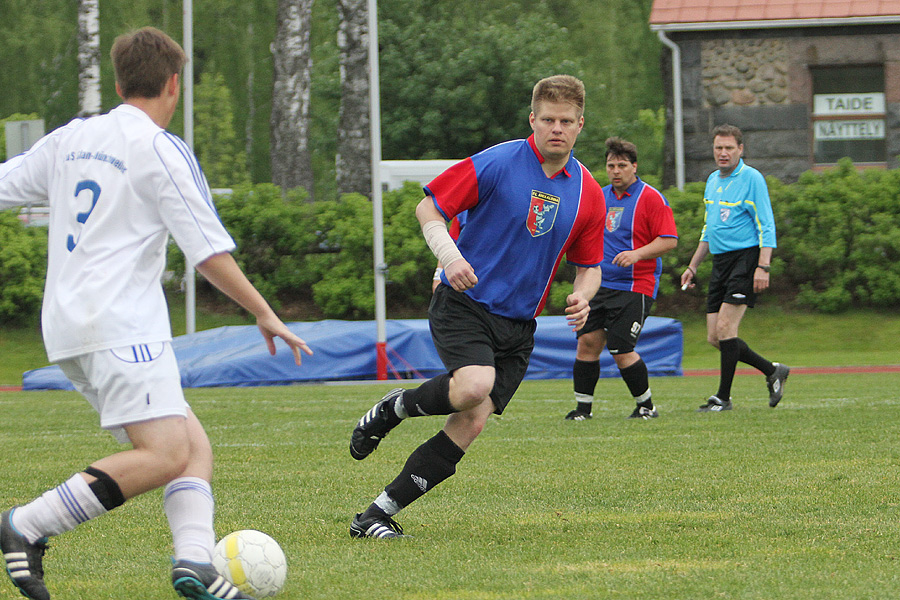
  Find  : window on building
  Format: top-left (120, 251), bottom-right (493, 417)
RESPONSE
top-left (811, 66), bottom-right (885, 165)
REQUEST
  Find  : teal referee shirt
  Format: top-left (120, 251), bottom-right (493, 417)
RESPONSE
top-left (700, 158), bottom-right (777, 254)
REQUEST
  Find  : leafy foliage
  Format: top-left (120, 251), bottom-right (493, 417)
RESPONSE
top-left (212, 184), bottom-right (316, 308)
top-left (776, 158), bottom-right (900, 312)
top-left (378, 3), bottom-right (580, 161)
top-left (194, 72), bottom-right (250, 188)
top-left (0, 210), bottom-right (47, 325)
top-left (0, 0), bottom-right (665, 190)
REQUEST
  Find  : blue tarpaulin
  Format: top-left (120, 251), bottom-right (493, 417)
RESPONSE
top-left (22, 316), bottom-right (682, 390)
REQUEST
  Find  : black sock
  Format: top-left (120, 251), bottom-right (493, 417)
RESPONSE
top-left (401, 373), bottom-right (454, 417)
top-left (619, 359), bottom-right (652, 408)
top-left (573, 359), bottom-right (600, 396)
top-left (383, 430), bottom-right (465, 508)
top-left (736, 338), bottom-right (775, 376)
top-left (717, 337), bottom-right (740, 400)
top-left (573, 359), bottom-right (600, 412)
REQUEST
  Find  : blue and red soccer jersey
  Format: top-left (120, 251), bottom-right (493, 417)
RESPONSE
top-left (424, 135), bottom-right (606, 321)
top-left (601, 177), bottom-right (677, 299)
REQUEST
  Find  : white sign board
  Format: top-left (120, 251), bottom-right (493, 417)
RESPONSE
top-left (813, 93), bottom-right (884, 116)
top-left (814, 119), bottom-right (885, 141)
top-left (4, 119), bottom-right (45, 158)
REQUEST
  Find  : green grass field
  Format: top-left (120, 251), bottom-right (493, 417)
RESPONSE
top-left (2, 305), bottom-right (899, 598)
top-left (2, 371), bottom-right (900, 600)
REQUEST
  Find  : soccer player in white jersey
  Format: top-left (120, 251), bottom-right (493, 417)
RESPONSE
top-left (0, 27), bottom-right (311, 600)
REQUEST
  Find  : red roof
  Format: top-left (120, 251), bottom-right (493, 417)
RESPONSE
top-left (650, 0), bottom-right (900, 28)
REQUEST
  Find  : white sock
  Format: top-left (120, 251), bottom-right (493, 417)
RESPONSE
top-left (12, 474), bottom-right (107, 543)
top-left (393, 396), bottom-right (409, 419)
top-left (374, 491), bottom-right (402, 516)
top-left (164, 477), bottom-right (215, 563)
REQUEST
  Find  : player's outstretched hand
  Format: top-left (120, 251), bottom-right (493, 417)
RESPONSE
top-left (565, 293), bottom-right (590, 332)
top-left (444, 259), bottom-right (478, 292)
top-left (257, 314), bottom-right (313, 366)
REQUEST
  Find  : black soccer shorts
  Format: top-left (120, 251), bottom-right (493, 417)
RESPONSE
top-left (578, 287), bottom-right (653, 355)
top-left (428, 284), bottom-right (536, 415)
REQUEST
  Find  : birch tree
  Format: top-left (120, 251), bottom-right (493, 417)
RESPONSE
top-left (77, 0), bottom-right (101, 116)
top-left (270, 0), bottom-right (314, 196)
top-left (335, 0), bottom-right (372, 197)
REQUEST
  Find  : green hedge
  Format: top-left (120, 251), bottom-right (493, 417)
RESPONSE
top-left (3, 159), bottom-right (899, 324)
top-left (0, 210), bottom-right (46, 325)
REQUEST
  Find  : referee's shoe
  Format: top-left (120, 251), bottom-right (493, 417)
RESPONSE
top-left (1, 509), bottom-right (50, 600)
top-left (350, 389), bottom-right (403, 460)
top-left (766, 363), bottom-right (790, 407)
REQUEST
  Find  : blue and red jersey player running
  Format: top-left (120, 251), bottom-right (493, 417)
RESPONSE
top-left (348, 75), bottom-right (606, 539)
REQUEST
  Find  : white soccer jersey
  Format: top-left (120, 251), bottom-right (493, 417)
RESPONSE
top-left (0, 104), bottom-right (235, 361)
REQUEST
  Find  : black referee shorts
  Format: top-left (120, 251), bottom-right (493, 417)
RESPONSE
top-left (707, 246), bottom-right (759, 313)
top-left (428, 284), bottom-right (536, 415)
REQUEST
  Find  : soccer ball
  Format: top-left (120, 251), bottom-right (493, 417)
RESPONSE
top-left (212, 530), bottom-right (287, 598)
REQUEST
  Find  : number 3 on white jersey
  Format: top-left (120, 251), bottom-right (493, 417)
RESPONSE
top-left (66, 180), bottom-right (101, 252)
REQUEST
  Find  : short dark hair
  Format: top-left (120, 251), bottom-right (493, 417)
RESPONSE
top-left (111, 27), bottom-right (186, 99)
top-left (712, 124), bottom-right (743, 146)
top-left (605, 137), bottom-right (637, 163)
top-left (532, 75), bottom-right (585, 118)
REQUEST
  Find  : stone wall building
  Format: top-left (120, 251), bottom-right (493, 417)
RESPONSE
top-left (649, 0), bottom-right (900, 186)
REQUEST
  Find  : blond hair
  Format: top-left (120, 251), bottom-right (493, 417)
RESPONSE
top-left (531, 75), bottom-right (585, 118)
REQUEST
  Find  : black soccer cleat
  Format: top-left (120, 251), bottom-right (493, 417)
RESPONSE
top-left (697, 395), bottom-right (733, 412)
top-left (766, 362), bottom-right (790, 407)
top-left (349, 389), bottom-right (404, 460)
top-left (1, 509), bottom-right (50, 600)
top-left (350, 513), bottom-right (407, 539)
top-left (172, 559), bottom-right (256, 600)
top-left (627, 406), bottom-right (659, 419)
top-left (564, 409), bottom-right (592, 421)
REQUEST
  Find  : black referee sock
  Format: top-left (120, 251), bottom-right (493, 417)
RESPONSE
top-left (717, 337), bottom-right (740, 400)
top-left (384, 430), bottom-right (465, 508)
top-left (401, 373), bottom-right (455, 417)
top-left (736, 338), bottom-right (775, 377)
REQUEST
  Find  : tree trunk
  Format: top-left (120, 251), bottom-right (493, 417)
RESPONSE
top-left (270, 0), bottom-right (315, 197)
top-left (77, 0), bottom-right (101, 117)
top-left (246, 21), bottom-right (256, 177)
top-left (336, 0), bottom-right (372, 198)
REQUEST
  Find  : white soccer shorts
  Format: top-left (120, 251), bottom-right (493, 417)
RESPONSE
top-left (57, 342), bottom-right (188, 443)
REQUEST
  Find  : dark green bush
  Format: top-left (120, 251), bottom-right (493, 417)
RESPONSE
top-left (0, 210), bottom-right (46, 325)
top-left (776, 158), bottom-right (900, 312)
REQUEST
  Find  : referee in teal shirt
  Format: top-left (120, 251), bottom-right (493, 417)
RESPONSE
top-left (681, 124), bottom-right (789, 412)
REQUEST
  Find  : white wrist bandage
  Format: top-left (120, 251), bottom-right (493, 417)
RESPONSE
top-left (422, 220), bottom-right (463, 269)
top-left (433, 267), bottom-right (444, 281)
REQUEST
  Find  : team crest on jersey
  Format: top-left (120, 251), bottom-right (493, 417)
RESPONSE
top-left (606, 206), bottom-right (624, 232)
top-left (526, 190), bottom-right (560, 237)
top-left (720, 207), bottom-right (731, 222)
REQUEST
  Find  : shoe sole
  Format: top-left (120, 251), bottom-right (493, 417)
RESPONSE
top-left (349, 432), bottom-right (380, 460)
